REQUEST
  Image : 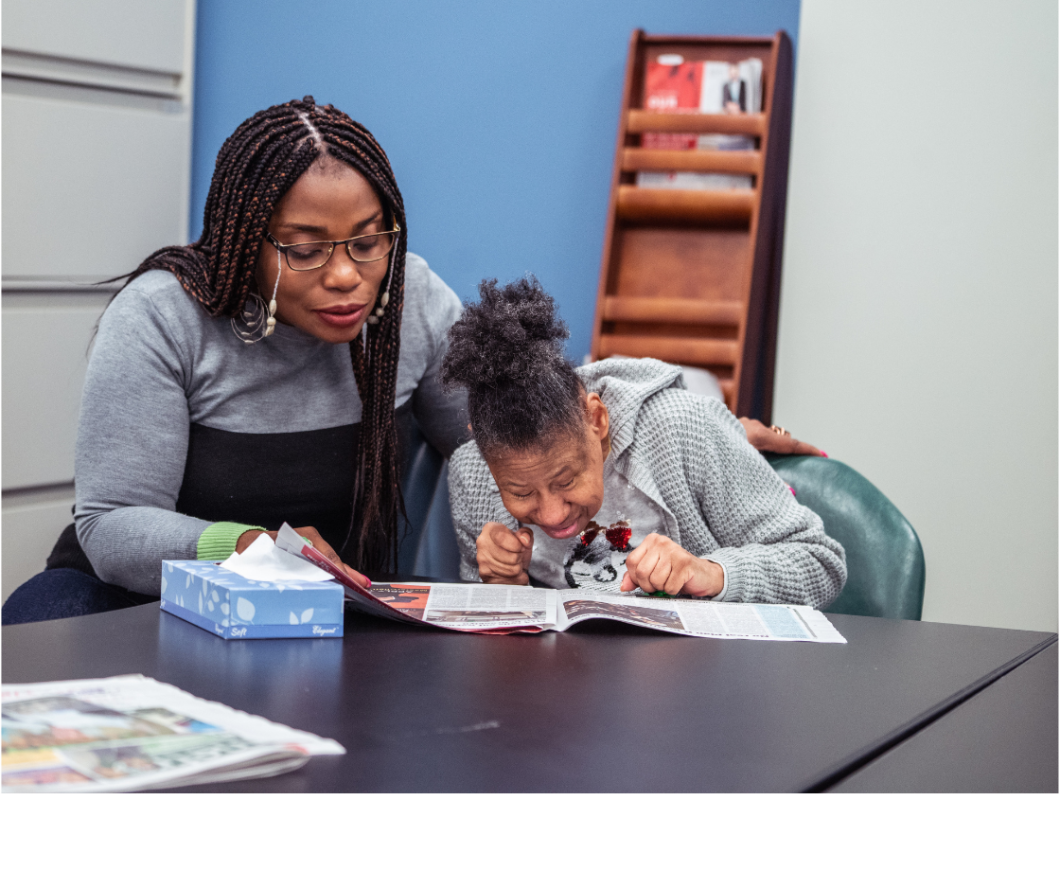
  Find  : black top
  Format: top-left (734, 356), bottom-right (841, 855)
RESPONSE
top-left (50, 403), bottom-right (424, 577)
top-left (175, 422), bottom-right (360, 553)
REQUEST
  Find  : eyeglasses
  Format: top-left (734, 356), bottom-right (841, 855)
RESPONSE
top-left (266, 225), bottom-right (401, 271)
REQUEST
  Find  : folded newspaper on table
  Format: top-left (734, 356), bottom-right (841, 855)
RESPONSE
top-left (2, 674), bottom-right (344, 792)
top-left (274, 524), bottom-right (846, 643)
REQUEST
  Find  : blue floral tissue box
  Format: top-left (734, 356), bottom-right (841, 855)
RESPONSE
top-left (160, 560), bottom-right (344, 639)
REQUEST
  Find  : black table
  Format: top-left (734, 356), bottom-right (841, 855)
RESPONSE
top-left (3, 586), bottom-right (1056, 792)
top-left (829, 641), bottom-right (1057, 792)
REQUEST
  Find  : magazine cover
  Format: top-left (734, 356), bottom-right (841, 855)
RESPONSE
top-left (638, 54), bottom-right (762, 191)
top-left (641, 57), bottom-right (702, 152)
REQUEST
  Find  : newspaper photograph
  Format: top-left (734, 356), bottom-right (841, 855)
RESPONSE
top-left (368, 582), bottom-right (432, 620)
top-left (559, 594), bottom-right (686, 632)
top-left (2, 674), bottom-right (344, 792)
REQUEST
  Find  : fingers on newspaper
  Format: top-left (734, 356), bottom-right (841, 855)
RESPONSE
top-left (1, 675), bottom-right (343, 793)
top-left (273, 526), bottom-right (845, 643)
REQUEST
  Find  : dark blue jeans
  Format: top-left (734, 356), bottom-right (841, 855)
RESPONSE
top-left (2, 569), bottom-right (158, 626)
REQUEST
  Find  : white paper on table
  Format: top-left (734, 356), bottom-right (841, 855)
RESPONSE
top-left (2, 674), bottom-right (344, 793)
top-left (219, 532), bottom-right (333, 583)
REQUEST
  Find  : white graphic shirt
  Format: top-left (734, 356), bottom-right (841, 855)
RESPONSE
top-left (527, 455), bottom-right (667, 592)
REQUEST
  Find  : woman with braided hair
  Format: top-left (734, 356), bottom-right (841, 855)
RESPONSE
top-left (3, 97), bottom-right (468, 623)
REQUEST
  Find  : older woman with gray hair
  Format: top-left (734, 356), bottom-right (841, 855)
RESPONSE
top-left (442, 276), bottom-right (846, 606)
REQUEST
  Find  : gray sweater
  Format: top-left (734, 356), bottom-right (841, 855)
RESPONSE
top-left (447, 358), bottom-right (847, 607)
top-left (75, 253), bottom-right (467, 593)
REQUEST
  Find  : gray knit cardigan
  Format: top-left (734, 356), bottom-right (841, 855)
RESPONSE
top-left (447, 357), bottom-right (847, 607)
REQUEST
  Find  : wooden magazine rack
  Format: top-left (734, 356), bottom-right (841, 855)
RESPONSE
top-left (590, 30), bottom-right (794, 421)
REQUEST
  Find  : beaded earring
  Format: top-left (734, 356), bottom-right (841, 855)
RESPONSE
top-left (232, 249), bottom-right (281, 344)
top-left (366, 289), bottom-right (390, 325)
top-left (366, 244), bottom-right (397, 326)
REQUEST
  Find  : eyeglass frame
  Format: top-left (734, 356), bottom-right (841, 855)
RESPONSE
top-left (265, 223), bottom-right (402, 271)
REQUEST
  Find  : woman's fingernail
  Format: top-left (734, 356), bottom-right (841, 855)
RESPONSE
top-left (788, 485), bottom-right (797, 496)
top-left (820, 451), bottom-right (829, 458)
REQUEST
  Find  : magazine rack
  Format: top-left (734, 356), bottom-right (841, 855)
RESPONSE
top-left (590, 30), bottom-right (794, 420)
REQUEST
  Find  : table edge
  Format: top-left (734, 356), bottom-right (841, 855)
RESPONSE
top-left (800, 634), bottom-right (1059, 792)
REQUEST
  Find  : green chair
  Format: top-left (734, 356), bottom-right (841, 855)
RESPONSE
top-left (766, 455), bottom-right (925, 620)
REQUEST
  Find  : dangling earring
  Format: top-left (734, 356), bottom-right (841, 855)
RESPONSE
top-left (366, 245), bottom-right (396, 326)
top-left (231, 249), bottom-right (281, 344)
top-left (264, 249), bottom-right (279, 336)
top-left (366, 290), bottom-right (389, 326)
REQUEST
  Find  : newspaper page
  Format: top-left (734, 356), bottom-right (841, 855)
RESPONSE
top-left (348, 578), bottom-right (844, 641)
top-left (355, 582), bottom-right (550, 634)
top-left (274, 524), bottom-right (552, 633)
top-left (420, 584), bottom-right (555, 631)
top-left (2, 674), bottom-right (344, 793)
top-left (554, 591), bottom-right (846, 643)
top-left (266, 531), bottom-right (845, 642)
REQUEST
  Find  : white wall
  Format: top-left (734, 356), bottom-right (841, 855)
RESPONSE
top-left (1, 0), bottom-right (196, 601)
top-left (777, 0), bottom-right (1057, 631)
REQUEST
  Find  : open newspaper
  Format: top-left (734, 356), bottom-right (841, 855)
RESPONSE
top-left (2, 674), bottom-right (344, 792)
top-left (274, 524), bottom-right (846, 643)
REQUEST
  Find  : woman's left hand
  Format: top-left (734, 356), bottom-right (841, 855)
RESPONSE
top-left (620, 533), bottom-right (724, 598)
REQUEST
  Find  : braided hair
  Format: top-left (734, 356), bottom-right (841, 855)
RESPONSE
top-left (126, 96), bottom-right (406, 574)
top-left (441, 276), bottom-right (585, 459)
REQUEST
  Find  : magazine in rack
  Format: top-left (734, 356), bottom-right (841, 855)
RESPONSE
top-left (274, 524), bottom-right (846, 644)
top-left (637, 53), bottom-right (763, 191)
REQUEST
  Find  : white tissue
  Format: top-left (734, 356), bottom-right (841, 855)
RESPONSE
top-left (220, 533), bottom-right (333, 583)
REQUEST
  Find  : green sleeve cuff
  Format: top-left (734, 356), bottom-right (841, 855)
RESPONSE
top-left (196, 522), bottom-right (266, 561)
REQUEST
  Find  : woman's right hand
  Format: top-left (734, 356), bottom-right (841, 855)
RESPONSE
top-left (739, 418), bottom-right (827, 457)
top-left (476, 522), bottom-right (534, 585)
top-left (236, 526), bottom-right (370, 588)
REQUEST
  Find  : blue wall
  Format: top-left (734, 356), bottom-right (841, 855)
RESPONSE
top-left (191, 0), bottom-right (800, 358)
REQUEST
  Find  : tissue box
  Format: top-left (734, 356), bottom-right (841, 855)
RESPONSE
top-left (160, 560), bottom-right (344, 639)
